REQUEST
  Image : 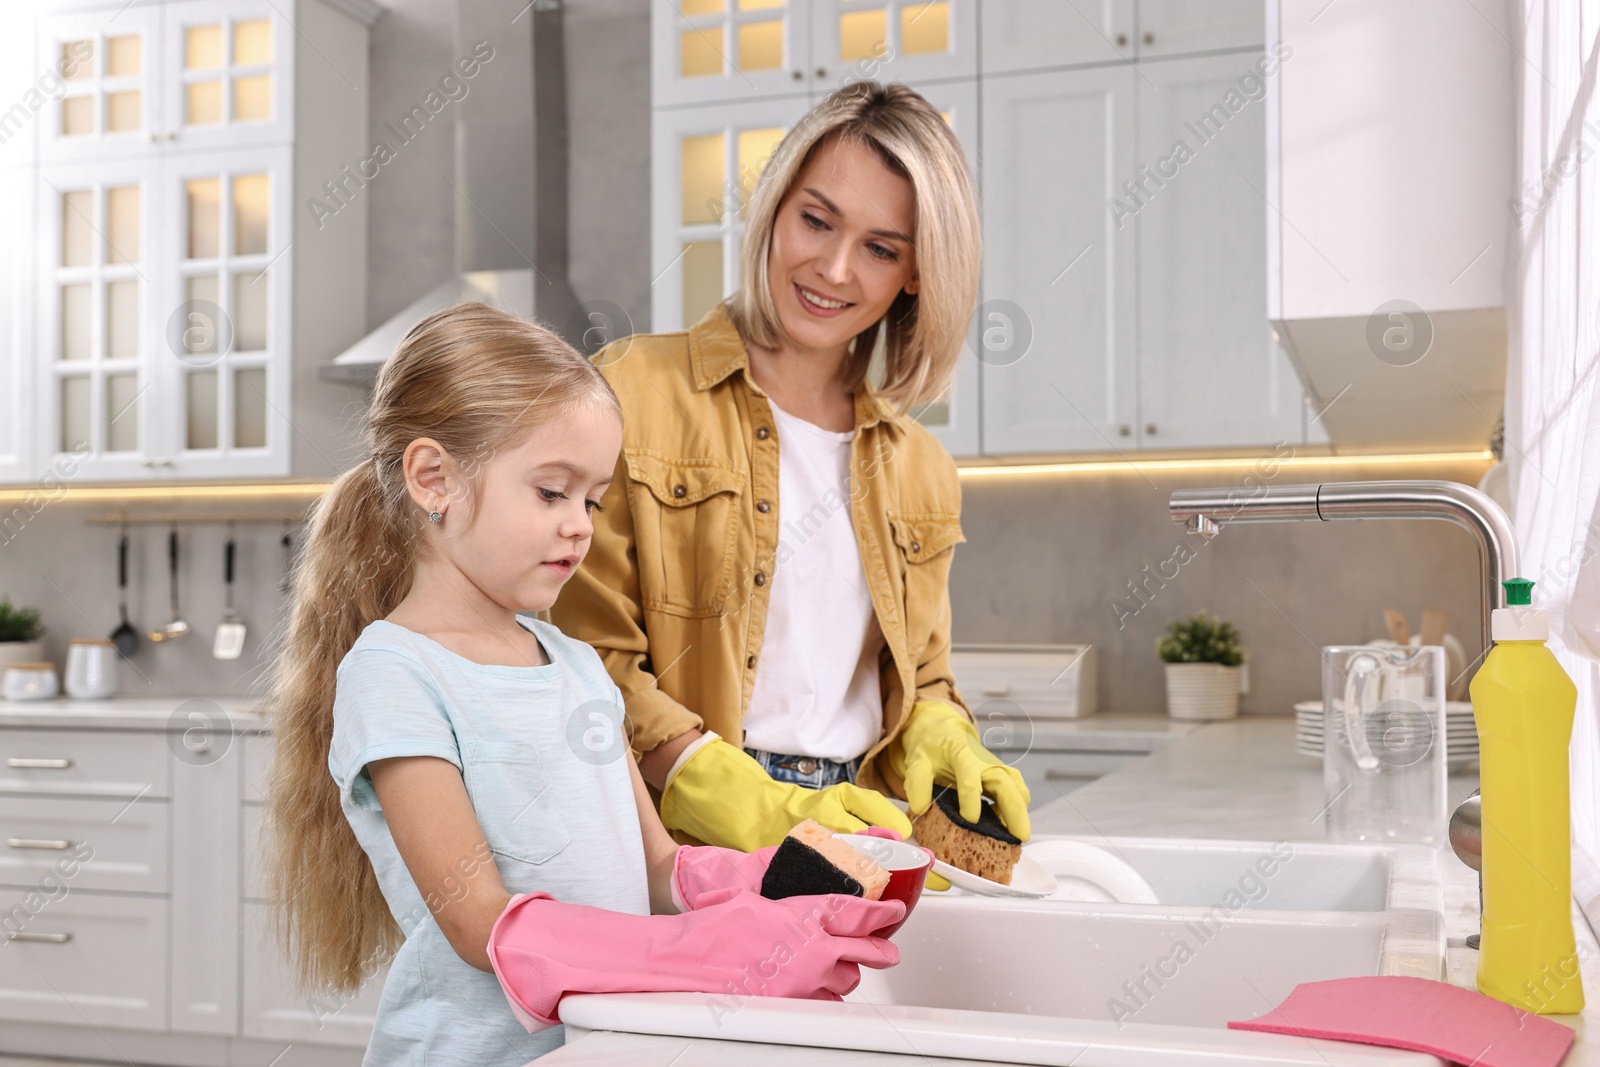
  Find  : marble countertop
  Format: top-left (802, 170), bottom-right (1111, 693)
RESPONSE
top-left (0, 695), bottom-right (266, 730)
top-left (550, 716), bottom-right (1600, 1066)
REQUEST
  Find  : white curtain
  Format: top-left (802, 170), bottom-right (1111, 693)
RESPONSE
top-left (1506, 0), bottom-right (1600, 860)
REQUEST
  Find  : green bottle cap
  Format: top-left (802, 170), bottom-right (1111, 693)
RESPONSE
top-left (1503, 577), bottom-right (1534, 605)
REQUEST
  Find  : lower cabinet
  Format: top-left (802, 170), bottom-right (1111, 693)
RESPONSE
top-left (241, 900), bottom-right (386, 1047)
top-left (0, 887), bottom-right (168, 1031)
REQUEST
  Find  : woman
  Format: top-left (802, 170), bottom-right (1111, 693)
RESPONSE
top-left (552, 81), bottom-right (1029, 863)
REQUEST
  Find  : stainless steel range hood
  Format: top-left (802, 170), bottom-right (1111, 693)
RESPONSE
top-left (319, 0), bottom-right (578, 384)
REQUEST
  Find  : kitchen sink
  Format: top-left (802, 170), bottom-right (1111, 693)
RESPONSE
top-left (559, 835), bottom-right (1447, 1066)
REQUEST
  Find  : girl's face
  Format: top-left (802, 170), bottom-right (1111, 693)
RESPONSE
top-left (765, 133), bottom-right (920, 355)
top-left (421, 400), bottom-right (622, 614)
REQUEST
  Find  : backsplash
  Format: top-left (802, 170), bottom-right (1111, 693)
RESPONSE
top-left (0, 453), bottom-right (1491, 720)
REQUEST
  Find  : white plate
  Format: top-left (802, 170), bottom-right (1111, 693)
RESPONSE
top-left (1022, 839), bottom-right (1160, 904)
top-left (928, 850), bottom-right (1058, 898)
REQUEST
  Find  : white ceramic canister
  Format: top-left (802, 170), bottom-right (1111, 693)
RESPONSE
top-left (65, 637), bottom-right (118, 699)
top-left (3, 662), bottom-right (59, 702)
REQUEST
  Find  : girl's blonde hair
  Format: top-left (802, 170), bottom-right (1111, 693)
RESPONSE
top-left (725, 80), bottom-right (980, 412)
top-left (263, 302), bottom-right (619, 994)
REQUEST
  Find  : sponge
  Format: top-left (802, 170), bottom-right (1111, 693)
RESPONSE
top-left (912, 786), bottom-right (1022, 885)
top-left (760, 819), bottom-right (890, 901)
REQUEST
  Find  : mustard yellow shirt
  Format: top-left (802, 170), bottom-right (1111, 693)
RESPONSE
top-left (549, 305), bottom-right (971, 798)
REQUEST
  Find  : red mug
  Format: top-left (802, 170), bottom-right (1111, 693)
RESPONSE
top-left (838, 832), bottom-right (934, 938)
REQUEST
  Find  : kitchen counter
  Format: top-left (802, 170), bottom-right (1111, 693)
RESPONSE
top-left (546, 715), bottom-right (1600, 1066)
top-left (0, 695), bottom-right (265, 731)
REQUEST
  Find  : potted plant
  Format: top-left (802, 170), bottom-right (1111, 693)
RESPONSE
top-left (1158, 611), bottom-right (1245, 721)
top-left (0, 597), bottom-right (46, 674)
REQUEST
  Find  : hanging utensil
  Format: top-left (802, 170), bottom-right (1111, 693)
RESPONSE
top-left (214, 525), bottom-right (247, 660)
top-left (148, 526), bottom-right (189, 643)
top-left (109, 524), bottom-right (139, 658)
top-left (1383, 608), bottom-right (1411, 645)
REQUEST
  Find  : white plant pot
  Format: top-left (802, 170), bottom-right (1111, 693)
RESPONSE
top-left (0, 641), bottom-right (45, 675)
top-left (1164, 662), bottom-right (1242, 721)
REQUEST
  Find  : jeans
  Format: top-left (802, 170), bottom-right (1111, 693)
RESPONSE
top-left (744, 746), bottom-right (863, 789)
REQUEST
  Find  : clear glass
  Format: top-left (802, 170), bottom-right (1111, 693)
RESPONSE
top-left (106, 90), bottom-right (141, 133)
top-left (106, 279), bottom-right (139, 360)
top-left (902, 2), bottom-right (950, 54)
top-left (839, 8), bottom-right (887, 62)
top-left (106, 35), bottom-right (141, 76)
top-left (1322, 644), bottom-right (1447, 844)
top-left (681, 240), bottom-right (722, 326)
top-left (680, 27), bottom-right (724, 78)
top-left (61, 190), bottom-right (93, 266)
top-left (63, 41), bottom-right (93, 80)
top-left (187, 25), bottom-right (223, 69)
top-left (59, 284), bottom-right (91, 360)
top-left (187, 81), bottom-right (222, 125)
top-left (235, 367), bottom-right (266, 447)
top-left (234, 20), bottom-right (272, 64)
top-left (60, 376), bottom-right (90, 452)
top-left (187, 179), bottom-right (221, 259)
top-left (186, 369), bottom-right (218, 449)
top-left (737, 126), bottom-right (783, 218)
top-left (233, 75), bottom-right (270, 121)
top-left (737, 21), bottom-right (782, 71)
top-left (105, 185), bottom-right (139, 264)
top-left (680, 133), bottom-right (724, 224)
top-left (105, 373), bottom-right (138, 451)
top-left (62, 95), bottom-right (93, 136)
top-left (234, 173), bottom-right (269, 254)
top-left (233, 271), bottom-right (267, 350)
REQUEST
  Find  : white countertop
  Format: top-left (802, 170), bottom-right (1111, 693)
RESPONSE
top-left (550, 716), bottom-right (1600, 1066)
top-left (0, 695), bottom-right (265, 730)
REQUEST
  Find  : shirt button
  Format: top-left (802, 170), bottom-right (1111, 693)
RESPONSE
top-left (754, 571), bottom-right (767, 586)
top-left (755, 426), bottom-right (770, 440)
top-left (910, 540), bottom-right (921, 553)
top-left (673, 484), bottom-right (687, 498)
top-left (756, 499), bottom-right (770, 513)
top-left (746, 654), bottom-right (756, 669)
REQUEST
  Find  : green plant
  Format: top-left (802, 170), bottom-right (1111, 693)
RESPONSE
top-left (1157, 611), bottom-right (1243, 666)
top-left (0, 598), bottom-right (44, 643)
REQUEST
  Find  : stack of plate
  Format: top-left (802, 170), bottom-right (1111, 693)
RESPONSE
top-left (1294, 700), bottom-right (1478, 768)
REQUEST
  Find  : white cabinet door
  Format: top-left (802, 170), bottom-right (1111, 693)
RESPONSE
top-left (1137, 0), bottom-right (1264, 58)
top-left (34, 6), bottom-right (165, 165)
top-left (809, 0), bottom-right (976, 87)
top-left (654, 0), bottom-right (812, 107)
top-left (157, 144), bottom-right (294, 478)
top-left (651, 95), bottom-right (814, 333)
top-left (980, 0), bottom-right (1136, 74)
top-left (0, 166), bottom-right (34, 484)
top-left (160, 0), bottom-right (295, 151)
top-left (979, 66), bottom-right (1139, 456)
top-left (1134, 53), bottom-right (1306, 449)
top-left (34, 157), bottom-right (167, 481)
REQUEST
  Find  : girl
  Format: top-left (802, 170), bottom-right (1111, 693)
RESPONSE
top-left (264, 303), bottom-right (903, 1066)
top-left (551, 81), bottom-right (1031, 865)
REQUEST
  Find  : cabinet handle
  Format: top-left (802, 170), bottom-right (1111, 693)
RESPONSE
top-left (1118, 424), bottom-right (1131, 436)
top-left (6, 758), bottom-right (72, 769)
top-left (7, 838), bottom-right (72, 850)
top-left (792, 69), bottom-right (804, 81)
top-left (1143, 32), bottom-right (1154, 45)
top-left (1044, 770), bottom-right (1092, 781)
top-left (7, 931), bottom-right (72, 944)
top-left (981, 686), bottom-right (1012, 697)
top-left (815, 67), bottom-right (827, 78)
top-left (1145, 423), bottom-right (1157, 435)
top-left (1116, 33), bottom-right (1128, 46)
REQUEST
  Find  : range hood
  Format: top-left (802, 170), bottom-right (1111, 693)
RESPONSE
top-left (319, 0), bottom-right (578, 384)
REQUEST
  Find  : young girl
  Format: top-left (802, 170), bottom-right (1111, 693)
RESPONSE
top-left (264, 302), bottom-right (903, 1066)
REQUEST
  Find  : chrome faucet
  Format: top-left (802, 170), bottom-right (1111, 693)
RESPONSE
top-left (1167, 480), bottom-right (1518, 653)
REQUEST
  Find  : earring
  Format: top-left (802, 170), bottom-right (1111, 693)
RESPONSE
top-left (428, 511), bottom-right (443, 524)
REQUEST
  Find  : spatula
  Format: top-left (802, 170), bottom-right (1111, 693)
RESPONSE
top-left (213, 531), bottom-right (246, 660)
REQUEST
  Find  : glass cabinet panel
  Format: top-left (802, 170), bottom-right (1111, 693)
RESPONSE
top-left (681, 134), bottom-right (725, 224)
top-left (106, 374), bottom-right (140, 452)
top-left (681, 241), bottom-right (723, 326)
top-left (234, 173), bottom-right (269, 254)
top-left (186, 370), bottom-right (218, 449)
top-left (106, 185), bottom-right (140, 265)
top-left (235, 367), bottom-right (267, 447)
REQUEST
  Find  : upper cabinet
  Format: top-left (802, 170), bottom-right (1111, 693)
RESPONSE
top-left (648, 0), bottom-right (1317, 460)
top-left (654, 0), bottom-right (976, 108)
top-left (4, 0), bottom-right (377, 484)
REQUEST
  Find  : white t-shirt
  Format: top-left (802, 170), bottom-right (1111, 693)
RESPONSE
top-left (742, 397), bottom-right (885, 762)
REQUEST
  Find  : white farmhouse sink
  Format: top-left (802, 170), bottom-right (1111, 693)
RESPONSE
top-left (560, 835), bottom-right (1447, 1067)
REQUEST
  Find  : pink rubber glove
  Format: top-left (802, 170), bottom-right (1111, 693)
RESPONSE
top-left (487, 887), bottom-right (905, 1031)
top-left (671, 826), bottom-right (907, 912)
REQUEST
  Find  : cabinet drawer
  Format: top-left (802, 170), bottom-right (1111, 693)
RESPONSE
top-left (0, 795), bottom-right (168, 894)
top-left (242, 899), bottom-right (386, 1047)
top-left (0, 730), bottom-right (169, 799)
top-left (0, 888), bottom-right (166, 1031)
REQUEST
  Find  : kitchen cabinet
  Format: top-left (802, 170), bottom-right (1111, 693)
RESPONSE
top-left (4, 0), bottom-right (375, 485)
top-left (652, 0), bottom-right (1308, 460)
top-left (653, 0), bottom-right (975, 109)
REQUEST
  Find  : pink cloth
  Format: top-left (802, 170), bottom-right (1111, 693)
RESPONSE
top-left (1229, 976), bottom-right (1576, 1067)
top-left (486, 887), bottom-right (905, 1032)
top-left (671, 825), bottom-right (906, 912)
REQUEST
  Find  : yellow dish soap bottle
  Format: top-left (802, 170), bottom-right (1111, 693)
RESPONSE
top-left (1472, 577), bottom-right (1584, 1013)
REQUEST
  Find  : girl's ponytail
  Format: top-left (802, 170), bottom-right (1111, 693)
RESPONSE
top-left (265, 457), bottom-right (413, 992)
top-left (260, 302), bottom-right (619, 995)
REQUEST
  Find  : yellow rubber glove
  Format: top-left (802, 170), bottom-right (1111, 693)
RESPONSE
top-left (657, 735), bottom-right (913, 852)
top-left (889, 699), bottom-right (1032, 843)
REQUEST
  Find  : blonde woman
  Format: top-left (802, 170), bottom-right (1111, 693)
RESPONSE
top-left (553, 81), bottom-right (1030, 871)
top-left (264, 304), bottom-right (901, 1066)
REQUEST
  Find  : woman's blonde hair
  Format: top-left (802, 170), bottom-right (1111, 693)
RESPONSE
top-left (262, 302), bottom-right (619, 994)
top-left (725, 80), bottom-right (980, 412)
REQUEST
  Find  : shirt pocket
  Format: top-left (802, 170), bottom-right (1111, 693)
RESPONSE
top-left (624, 449), bottom-right (744, 618)
top-left (459, 739), bottom-right (572, 868)
top-left (889, 513), bottom-right (965, 635)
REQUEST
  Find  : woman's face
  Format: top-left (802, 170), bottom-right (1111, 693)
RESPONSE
top-left (415, 400), bottom-right (622, 614)
top-left (765, 133), bottom-right (920, 355)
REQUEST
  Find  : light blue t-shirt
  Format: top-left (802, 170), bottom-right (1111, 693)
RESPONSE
top-left (328, 616), bottom-right (650, 1067)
